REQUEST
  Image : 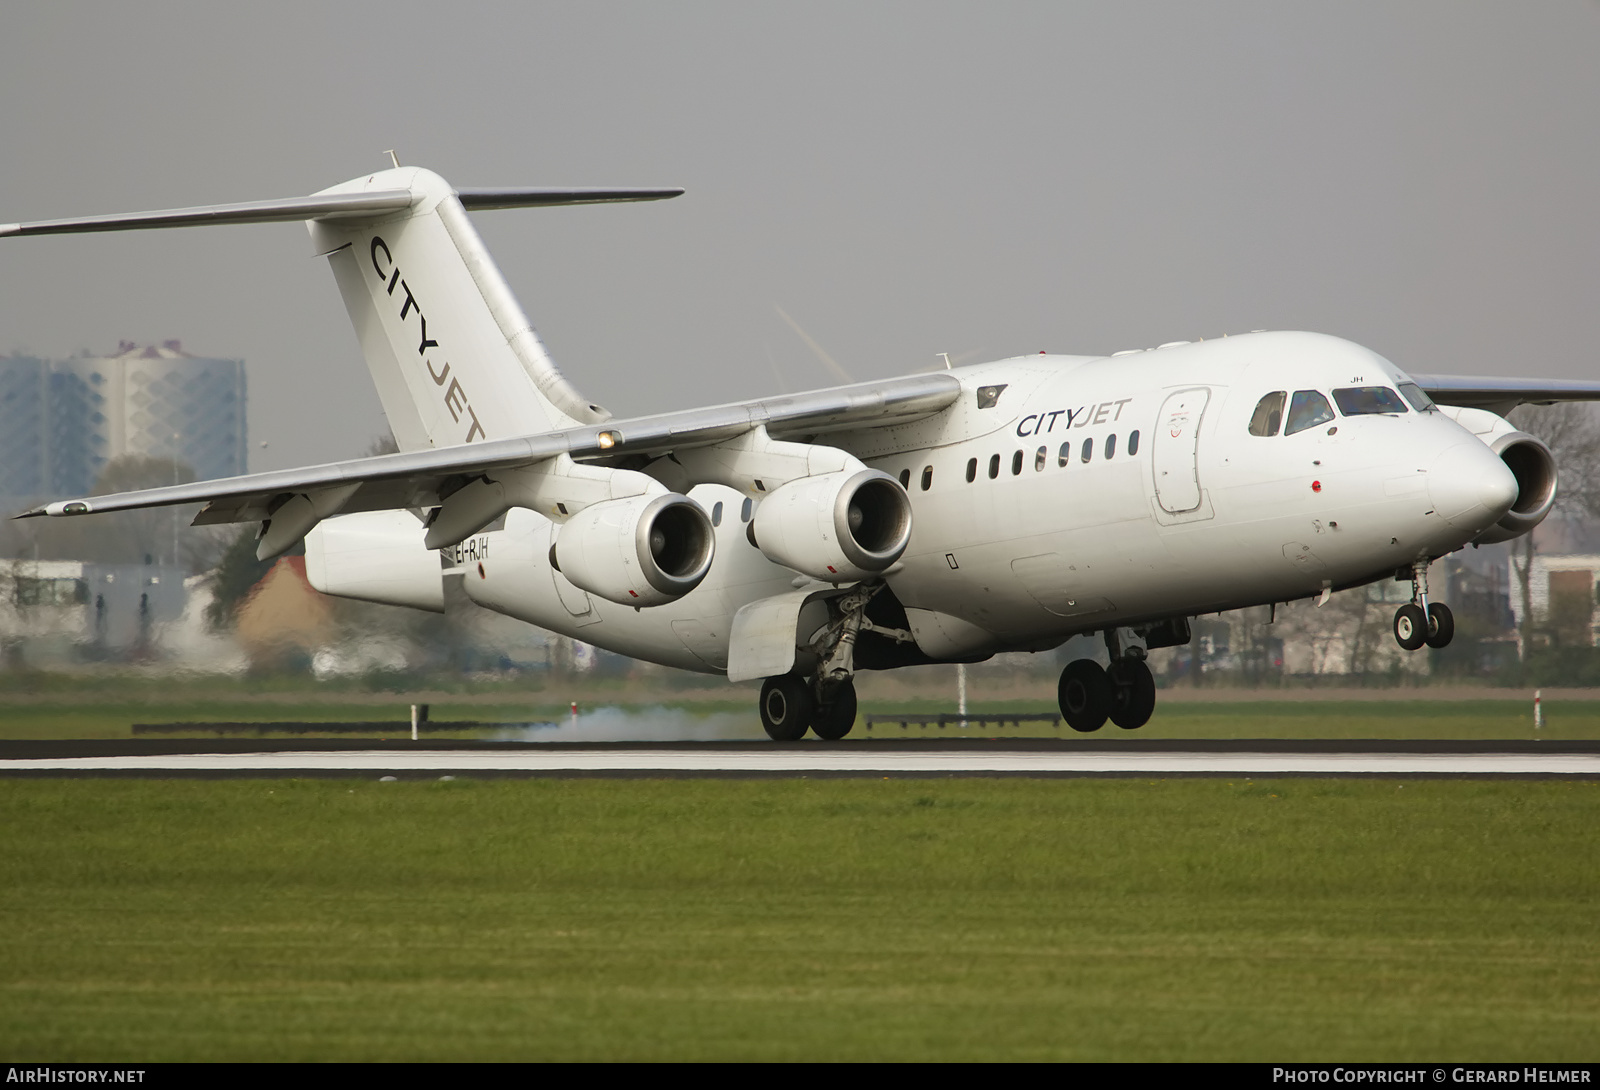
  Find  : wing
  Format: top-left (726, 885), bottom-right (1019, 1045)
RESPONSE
top-left (1414, 374), bottom-right (1600, 413)
top-left (14, 372), bottom-right (961, 524)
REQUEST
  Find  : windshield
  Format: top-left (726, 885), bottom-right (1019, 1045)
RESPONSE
top-left (1333, 386), bottom-right (1408, 416)
top-left (1397, 381), bottom-right (1436, 412)
top-left (1285, 390), bottom-right (1335, 435)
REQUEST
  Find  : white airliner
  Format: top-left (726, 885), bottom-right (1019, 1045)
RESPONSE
top-left (7, 165), bottom-right (1599, 739)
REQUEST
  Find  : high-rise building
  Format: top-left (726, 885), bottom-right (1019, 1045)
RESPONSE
top-left (0, 341), bottom-right (247, 501)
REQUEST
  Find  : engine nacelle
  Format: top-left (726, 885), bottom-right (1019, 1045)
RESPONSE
top-left (304, 510), bottom-right (444, 612)
top-left (552, 493), bottom-right (714, 606)
top-left (1442, 406), bottom-right (1559, 545)
top-left (747, 469), bottom-right (913, 582)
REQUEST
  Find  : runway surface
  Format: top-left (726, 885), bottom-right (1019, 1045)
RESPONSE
top-left (3, 739), bottom-right (1599, 777)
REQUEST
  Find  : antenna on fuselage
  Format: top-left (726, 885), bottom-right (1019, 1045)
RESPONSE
top-left (938, 352), bottom-right (952, 370)
top-left (383, 149), bottom-right (400, 169)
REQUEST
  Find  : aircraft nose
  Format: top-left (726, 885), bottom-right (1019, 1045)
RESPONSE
top-left (1428, 442), bottom-right (1519, 529)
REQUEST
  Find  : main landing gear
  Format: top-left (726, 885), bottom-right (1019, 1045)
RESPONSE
top-left (758, 674), bottom-right (858, 741)
top-left (1392, 561), bottom-right (1453, 652)
top-left (1058, 628), bottom-right (1157, 733)
top-left (759, 583), bottom-right (907, 741)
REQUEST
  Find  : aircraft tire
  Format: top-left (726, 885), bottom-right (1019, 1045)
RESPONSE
top-left (1425, 603), bottom-right (1455, 649)
top-left (1058, 659), bottom-right (1111, 733)
top-left (812, 681), bottom-right (858, 741)
top-left (1393, 604), bottom-right (1428, 651)
top-left (1108, 659), bottom-right (1157, 729)
top-left (760, 674), bottom-right (814, 741)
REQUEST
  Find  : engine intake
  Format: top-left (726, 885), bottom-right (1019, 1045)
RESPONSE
top-left (748, 469), bottom-right (913, 582)
top-left (553, 493), bottom-right (715, 606)
top-left (1476, 431), bottom-right (1558, 543)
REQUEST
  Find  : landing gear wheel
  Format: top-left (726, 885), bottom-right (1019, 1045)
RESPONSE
top-left (812, 681), bottom-right (858, 741)
top-left (1058, 659), bottom-right (1112, 733)
top-left (1107, 659), bottom-right (1157, 730)
top-left (760, 674), bottom-right (814, 741)
top-left (1393, 603), bottom-right (1427, 651)
top-left (1425, 603), bottom-right (1455, 649)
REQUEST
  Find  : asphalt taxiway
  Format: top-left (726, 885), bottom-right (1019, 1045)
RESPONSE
top-left (2, 739), bottom-right (1598, 778)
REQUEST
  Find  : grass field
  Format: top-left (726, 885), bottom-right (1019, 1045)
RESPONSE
top-left (1, 777), bottom-right (1596, 1061)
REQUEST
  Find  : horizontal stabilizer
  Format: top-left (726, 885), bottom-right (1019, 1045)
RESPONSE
top-left (1, 187), bottom-right (681, 238)
top-left (0, 191), bottom-right (417, 237)
top-left (457, 188), bottom-right (683, 209)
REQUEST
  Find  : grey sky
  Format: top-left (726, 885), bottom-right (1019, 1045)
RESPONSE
top-left (2, 1), bottom-right (1596, 472)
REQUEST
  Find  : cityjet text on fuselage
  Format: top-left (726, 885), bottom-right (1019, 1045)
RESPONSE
top-left (370, 235), bottom-right (486, 444)
top-left (1014, 398), bottom-right (1133, 438)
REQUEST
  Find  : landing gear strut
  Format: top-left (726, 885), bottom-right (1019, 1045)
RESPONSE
top-left (1393, 561), bottom-right (1453, 651)
top-left (1057, 628), bottom-right (1159, 732)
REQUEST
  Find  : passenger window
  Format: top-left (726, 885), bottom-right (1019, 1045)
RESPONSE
top-left (1249, 391), bottom-right (1286, 437)
top-left (1035, 446), bottom-right (1046, 471)
top-left (1011, 450), bottom-right (1023, 475)
top-left (1333, 386), bottom-right (1408, 416)
top-left (741, 498), bottom-right (753, 522)
top-left (711, 501), bottom-right (723, 528)
top-left (920, 466), bottom-right (933, 491)
top-left (1080, 438), bottom-right (1093, 463)
top-left (988, 454), bottom-right (1000, 479)
top-left (1105, 434), bottom-right (1117, 460)
top-left (898, 468), bottom-right (911, 488)
top-left (1058, 442), bottom-right (1071, 467)
top-left (966, 457), bottom-right (977, 483)
top-left (1285, 391), bottom-right (1335, 435)
top-left (1127, 430), bottom-right (1140, 456)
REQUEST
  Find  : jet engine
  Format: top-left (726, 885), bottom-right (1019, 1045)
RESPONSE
top-left (746, 469), bottom-right (913, 582)
top-left (551, 493), bottom-right (715, 606)
top-left (1444, 407), bottom-right (1559, 545)
top-left (304, 509), bottom-right (444, 612)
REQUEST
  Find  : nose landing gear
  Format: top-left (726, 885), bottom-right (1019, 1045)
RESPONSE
top-left (1392, 562), bottom-right (1453, 651)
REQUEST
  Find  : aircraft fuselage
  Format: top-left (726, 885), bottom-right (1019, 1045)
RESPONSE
top-left (459, 330), bottom-right (1518, 673)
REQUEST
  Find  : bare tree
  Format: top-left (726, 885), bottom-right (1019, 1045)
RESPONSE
top-left (1507, 403), bottom-right (1600, 657)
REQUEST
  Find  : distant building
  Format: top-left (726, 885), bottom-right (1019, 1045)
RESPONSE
top-left (0, 557), bottom-right (188, 662)
top-left (0, 340), bottom-right (246, 500)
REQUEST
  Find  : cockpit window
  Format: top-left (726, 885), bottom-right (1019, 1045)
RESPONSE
top-left (1333, 386), bottom-right (1408, 416)
top-left (1284, 390), bottom-right (1335, 435)
top-left (1249, 391), bottom-right (1286, 437)
top-left (1397, 381), bottom-right (1436, 413)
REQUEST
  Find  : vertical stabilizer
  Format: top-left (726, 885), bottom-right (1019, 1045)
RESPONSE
top-left (307, 167), bottom-right (610, 450)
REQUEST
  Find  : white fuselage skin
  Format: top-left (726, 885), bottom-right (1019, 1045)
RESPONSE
top-left (459, 331), bottom-right (1519, 675)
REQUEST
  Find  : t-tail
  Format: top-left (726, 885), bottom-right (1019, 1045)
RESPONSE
top-left (0, 165), bottom-right (682, 449)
